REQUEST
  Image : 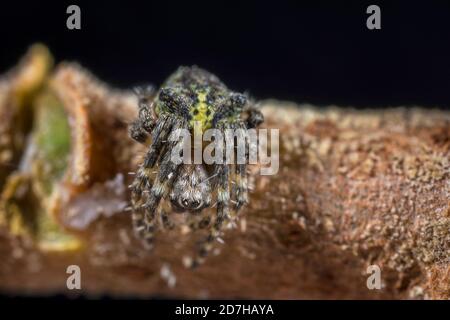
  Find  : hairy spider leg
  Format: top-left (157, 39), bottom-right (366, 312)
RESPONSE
top-left (143, 115), bottom-right (174, 168)
top-left (233, 121), bottom-right (249, 215)
top-left (190, 123), bottom-right (230, 268)
top-left (131, 116), bottom-right (175, 245)
top-left (140, 120), bottom-right (187, 248)
top-left (244, 105), bottom-right (264, 129)
top-left (230, 105), bottom-right (263, 216)
top-left (187, 214), bottom-right (212, 231)
top-left (160, 207), bottom-right (175, 230)
top-left (129, 86), bottom-right (157, 142)
top-left (130, 115), bottom-right (172, 197)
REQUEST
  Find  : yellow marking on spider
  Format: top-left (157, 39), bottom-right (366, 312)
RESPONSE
top-left (189, 91), bottom-right (214, 131)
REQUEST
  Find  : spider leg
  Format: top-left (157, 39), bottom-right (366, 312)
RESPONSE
top-left (130, 116), bottom-right (172, 200)
top-left (139, 120), bottom-right (187, 248)
top-left (129, 85), bottom-right (157, 143)
top-left (131, 185), bottom-right (149, 240)
top-left (129, 120), bottom-right (148, 143)
top-left (140, 204), bottom-right (175, 249)
top-left (143, 115), bottom-right (175, 168)
top-left (233, 121), bottom-right (249, 215)
top-left (139, 165), bottom-right (177, 248)
top-left (245, 105), bottom-right (264, 129)
top-left (190, 124), bottom-right (230, 268)
top-left (137, 86), bottom-right (158, 133)
top-left (187, 214), bottom-right (212, 231)
top-left (131, 117), bottom-right (185, 247)
top-left (130, 118), bottom-right (169, 240)
top-left (160, 206), bottom-right (175, 230)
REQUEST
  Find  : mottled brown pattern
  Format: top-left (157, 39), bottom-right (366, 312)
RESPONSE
top-left (0, 52), bottom-right (449, 299)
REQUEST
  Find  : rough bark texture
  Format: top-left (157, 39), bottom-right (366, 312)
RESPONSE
top-left (0, 53), bottom-right (449, 299)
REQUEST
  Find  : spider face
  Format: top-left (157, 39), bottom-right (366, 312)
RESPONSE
top-left (170, 164), bottom-right (212, 213)
top-left (129, 66), bottom-right (264, 268)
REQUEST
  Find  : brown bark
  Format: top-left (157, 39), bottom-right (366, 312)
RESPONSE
top-left (0, 54), bottom-right (449, 299)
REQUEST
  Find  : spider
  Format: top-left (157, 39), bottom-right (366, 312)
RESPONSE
top-left (129, 66), bottom-right (264, 268)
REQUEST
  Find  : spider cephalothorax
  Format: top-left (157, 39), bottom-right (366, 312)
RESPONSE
top-left (129, 66), bottom-right (264, 268)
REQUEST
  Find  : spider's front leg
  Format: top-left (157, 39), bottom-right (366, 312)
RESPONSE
top-left (130, 115), bottom-right (172, 201)
top-left (136, 120), bottom-right (187, 248)
top-left (189, 126), bottom-right (230, 268)
top-left (129, 85), bottom-right (157, 143)
top-left (130, 116), bottom-right (173, 246)
top-left (244, 105), bottom-right (264, 129)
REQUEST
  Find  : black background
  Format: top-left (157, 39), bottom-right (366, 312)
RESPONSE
top-left (1, 0), bottom-right (450, 109)
top-left (0, 298), bottom-right (447, 319)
